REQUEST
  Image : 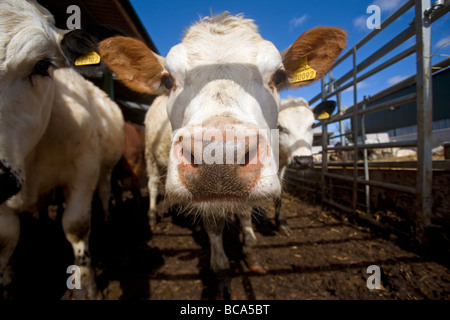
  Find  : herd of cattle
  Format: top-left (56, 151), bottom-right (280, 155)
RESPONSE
top-left (0, 0), bottom-right (346, 299)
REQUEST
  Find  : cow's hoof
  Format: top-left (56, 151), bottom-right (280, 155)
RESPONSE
top-left (243, 247), bottom-right (267, 274)
top-left (211, 272), bottom-right (233, 300)
top-left (61, 286), bottom-right (100, 300)
top-left (278, 224), bottom-right (292, 237)
top-left (61, 271), bottom-right (100, 300)
top-left (148, 211), bottom-right (158, 230)
top-left (248, 262), bottom-right (267, 275)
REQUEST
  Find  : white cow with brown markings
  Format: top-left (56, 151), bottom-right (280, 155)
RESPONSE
top-left (99, 12), bottom-right (346, 298)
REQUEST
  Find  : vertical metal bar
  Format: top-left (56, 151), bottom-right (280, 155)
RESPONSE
top-left (361, 96), bottom-right (371, 215)
top-left (102, 71), bottom-right (115, 100)
top-left (352, 47), bottom-right (359, 213)
top-left (321, 121), bottom-right (328, 202)
top-left (321, 77), bottom-right (328, 202)
top-left (337, 88), bottom-right (345, 147)
top-left (329, 70), bottom-right (345, 147)
top-left (415, 0), bottom-right (433, 244)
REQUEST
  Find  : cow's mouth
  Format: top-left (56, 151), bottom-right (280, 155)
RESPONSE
top-left (192, 196), bottom-right (248, 203)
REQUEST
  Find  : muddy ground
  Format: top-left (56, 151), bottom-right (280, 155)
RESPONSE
top-left (10, 190), bottom-right (450, 300)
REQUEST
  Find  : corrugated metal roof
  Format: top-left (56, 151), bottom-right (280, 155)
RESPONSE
top-left (36, 0), bottom-right (158, 124)
top-left (37, 0), bottom-right (158, 53)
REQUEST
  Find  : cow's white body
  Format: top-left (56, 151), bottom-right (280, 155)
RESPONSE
top-left (145, 95), bottom-right (172, 226)
top-left (0, 0), bottom-right (124, 299)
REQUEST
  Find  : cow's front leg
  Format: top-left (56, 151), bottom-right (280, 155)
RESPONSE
top-left (147, 168), bottom-right (160, 229)
top-left (274, 194), bottom-right (292, 236)
top-left (203, 215), bottom-right (232, 300)
top-left (61, 183), bottom-right (99, 300)
top-left (238, 212), bottom-right (266, 274)
top-left (0, 208), bottom-right (20, 300)
top-left (97, 166), bottom-right (113, 221)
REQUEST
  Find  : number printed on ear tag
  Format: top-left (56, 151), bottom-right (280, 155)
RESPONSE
top-left (291, 57), bottom-right (316, 84)
top-left (75, 52), bottom-right (101, 66)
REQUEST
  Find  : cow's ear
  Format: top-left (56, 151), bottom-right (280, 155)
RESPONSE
top-left (98, 36), bottom-right (167, 95)
top-left (60, 24), bottom-right (126, 77)
top-left (312, 100), bottom-right (337, 120)
top-left (281, 27), bottom-right (346, 88)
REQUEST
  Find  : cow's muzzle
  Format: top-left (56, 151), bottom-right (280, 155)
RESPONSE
top-left (0, 160), bottom-right (23, 205)
top-left (288, 155), bottom-right (313, 170)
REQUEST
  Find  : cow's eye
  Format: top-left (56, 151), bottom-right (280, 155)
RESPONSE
top-left (33, 59), bottom-right (53, 77)
top-left (277, 124), bottom-right (288, 133)
top-left (272, 70), bottom-right (287, 87)
top-left (162, 75), bottom-right (174, 90)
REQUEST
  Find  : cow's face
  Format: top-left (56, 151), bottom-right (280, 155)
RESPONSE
top-left (278, 98), bottom-right (315, 170)
top-left (99, 13), bottom-right (346, 216)
top-left (0, 0), bottom-right (64, 204)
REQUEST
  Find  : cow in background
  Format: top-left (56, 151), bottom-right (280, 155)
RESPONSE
top-left (0, 0), bottom-right (124, 299)
top-left (99, 12), bottom-right (346, 298)
top-left (275, 97), bottom-right (334, 235)
top-left (112, 121), bottom-right (146, 207)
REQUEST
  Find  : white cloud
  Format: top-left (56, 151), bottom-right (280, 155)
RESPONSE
top-left (289, 14), bottom-right (307, 30)
top-left (343, 81), bottom-right (369, 92)
top-left (387, 75), bottom-right (408, 85)
top-left (372, 0), bottom-right (405, 12)
top-left (436, 35), bottom-right (450, 49)
top-left (353, 15), bottom-right (368, 31)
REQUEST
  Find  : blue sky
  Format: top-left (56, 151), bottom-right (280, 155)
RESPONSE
top-left (129, 0), bottom-right (449, 121)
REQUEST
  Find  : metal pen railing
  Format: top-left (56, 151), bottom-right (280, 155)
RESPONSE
top-left (286, 0), bottom-right (450, 245)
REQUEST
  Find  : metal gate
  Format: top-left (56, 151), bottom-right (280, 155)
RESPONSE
top-left (285, 0), bottom-right (450, 245)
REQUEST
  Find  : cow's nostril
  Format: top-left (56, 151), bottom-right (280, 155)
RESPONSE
top-left (239, 147), bottom-right (258, 166)
top-left (292, 155), bottom-right (313, 169)
top-left (183, 149), bottom-right (198, 167)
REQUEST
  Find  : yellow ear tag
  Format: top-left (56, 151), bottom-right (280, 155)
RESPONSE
top-left (291, 57), bottom-right (316, 84)
top-left (75, 51), bottom-right (101, 66)
top-left (317, 111), bottom-right (330, 120)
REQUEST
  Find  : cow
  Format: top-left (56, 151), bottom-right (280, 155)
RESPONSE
top-left (275, 97), bottom-right (326, 236)
top-left (145, 95), bottom-right (323, 236)
top-left (143, 94), bottom-right (266, 276)
top-left (144, 96), bottom-right (172, 228)
top-left (112, 121), bottom-right (146, 206)
top-left (0, 0), bottom-right (124, 299)
top-left (277, 98), bottom-right (337, 234)
top-left (99, 12), bottom-right (346, 298)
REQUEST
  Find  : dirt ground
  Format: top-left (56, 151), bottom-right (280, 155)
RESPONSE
top-left (9, 188), bottom-right (450, 301)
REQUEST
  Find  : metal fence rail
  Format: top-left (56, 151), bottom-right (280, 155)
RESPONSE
top-left (286, 0), bottom-right (450, 245)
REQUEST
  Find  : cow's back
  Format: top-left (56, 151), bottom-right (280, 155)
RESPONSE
top-left (84, 78), bottom-right (124, 172)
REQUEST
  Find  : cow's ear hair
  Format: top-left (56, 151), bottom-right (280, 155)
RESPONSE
top-left (98, 36), bottom-right (167, 95)
top-left (281, 27), bottom-right (347, 88)
top-left (60, 24), bottom-right (127, 77)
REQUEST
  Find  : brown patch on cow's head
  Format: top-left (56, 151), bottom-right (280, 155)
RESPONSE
top-left (98, 36), bottom-right (168, 95)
